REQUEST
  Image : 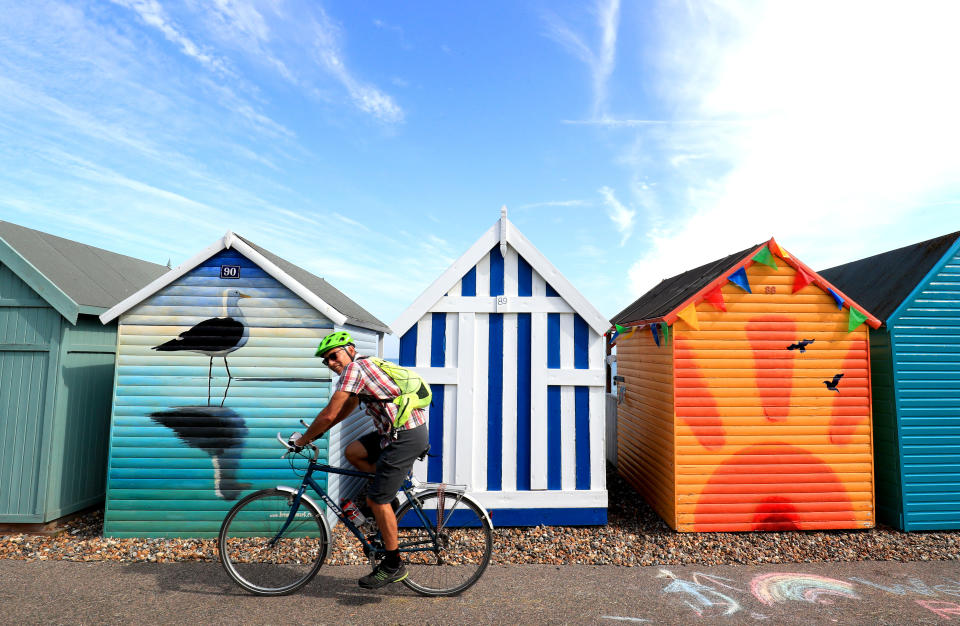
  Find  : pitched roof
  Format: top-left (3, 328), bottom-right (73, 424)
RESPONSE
top-left (610, 245), bottom-right (758, 325)
top-left (235, 235), bottom-right (389, 333)
top-left (100, 232), bottom-right (390, 333)
top-left (819, 231), bottom-right (960, 324)
top-left (392, 209), bottom-right (609, 335)
top-left (0, 220), bottom-right (168, 322)
top-left (611, 237), bottom-right (881, 329)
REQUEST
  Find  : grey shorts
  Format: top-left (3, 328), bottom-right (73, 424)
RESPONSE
top-left (357, 426), bottom-right (429, 504)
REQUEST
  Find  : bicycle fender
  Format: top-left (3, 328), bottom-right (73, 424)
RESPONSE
top-left (275, 486), bottom-right (333, 538)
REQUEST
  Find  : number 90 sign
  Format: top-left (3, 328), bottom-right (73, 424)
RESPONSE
top-left (221, 265), bottom-right (241, 279)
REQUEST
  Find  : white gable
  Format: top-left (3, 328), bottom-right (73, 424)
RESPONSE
top-left (100, 232), bottom-right (349, 325)
top-left (391, 211), bottom-right (608, 335)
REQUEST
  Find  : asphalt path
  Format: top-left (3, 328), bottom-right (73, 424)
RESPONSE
top-left (2, 560), bottom-right (959, 624)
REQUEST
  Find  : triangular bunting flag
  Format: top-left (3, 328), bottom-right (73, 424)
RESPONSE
top-left (660, 322), bottom-right (670, 345)
top-left (848, 307), bottom-right (867, 332)
top-left (752, 246), bottom-right (778, 270)
top-left (651, 324), bottom-right (660, 347)
top-left (704, 284), bottom-right (727, 311)
top-left (770, 238), bottom-right (791, 259)
top-left (615, 324), bottom-right (626, 334)
top-left (828, 288), bottom-right (844, 310)
top-left (621, 326), bottom-right (637, 341)
top-left (728, 267), bottom-right (752, 293)
top-left (792, 267), bottom-right (814, 293)
top-left (677, 303), bottom-right (699, 330)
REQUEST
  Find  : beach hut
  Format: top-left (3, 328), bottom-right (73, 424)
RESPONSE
top-left (392, 209), bottom-right (609, 525)
top-left (820, 231), bottom-right (960, 531)
top-left (99, 232), bottom-right (389, 537)
top-left (0, 221), bottom-right (166, 524)
top-left (610, 237), bottom-right (881, 532)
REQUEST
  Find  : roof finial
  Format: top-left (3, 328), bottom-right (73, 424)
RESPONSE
top-left (499, 205), bottom-right (508, 257)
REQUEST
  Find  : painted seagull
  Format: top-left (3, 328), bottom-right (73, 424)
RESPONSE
top-left (153, 289), bottom-right (251, 406)
top-left (823, 373), bottom-right (844, 393)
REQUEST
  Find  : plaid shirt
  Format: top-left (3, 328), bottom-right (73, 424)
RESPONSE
top-left (336, 357), bottom-right (427, 438)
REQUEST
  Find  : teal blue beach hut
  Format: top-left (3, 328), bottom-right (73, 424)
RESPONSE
top-left (99, 232), bottom-right (389, 537)
top-left (821, 231), bottom-right (960, 531)
top-left (0, 221), bottom-right (166, 523)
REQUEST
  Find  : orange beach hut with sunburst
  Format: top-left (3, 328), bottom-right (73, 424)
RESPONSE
top-left (609, 238), bottom-right (881, 532)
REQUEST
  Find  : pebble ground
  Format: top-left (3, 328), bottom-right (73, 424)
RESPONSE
top-left (2, 466), bottom-right (957, 566)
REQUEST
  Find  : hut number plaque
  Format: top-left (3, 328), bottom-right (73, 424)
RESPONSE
top-left (220, 265), bottom-right (241, 279)
top-left (495, 295), bottom-right (510, 312)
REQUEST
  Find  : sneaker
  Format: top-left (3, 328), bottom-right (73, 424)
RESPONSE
top-left (358, 562), bottom-right (408, 589)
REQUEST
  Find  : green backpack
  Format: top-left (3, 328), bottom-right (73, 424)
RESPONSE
top-left (360, 357), bottom-right (432, 429)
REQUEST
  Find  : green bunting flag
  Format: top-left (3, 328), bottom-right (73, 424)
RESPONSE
top-left (848, 307), bottom-right (867, 332)
top-left (752, 246), bottom-right (778, 270)
top-left (660, 322), bottom-right (670, 345)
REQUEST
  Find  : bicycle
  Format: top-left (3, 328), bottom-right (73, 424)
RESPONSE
top-left (217, 432), bottom-right (494, 596)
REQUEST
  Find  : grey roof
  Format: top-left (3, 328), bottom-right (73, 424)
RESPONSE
top-left (819, 231), bottom-right (960, 324)
top-left (0, 220), bottom-right (168, 311)
top-left (236, 235), bottom-right (390, 334)
top-left (610, 245), bottom-right (759, 325)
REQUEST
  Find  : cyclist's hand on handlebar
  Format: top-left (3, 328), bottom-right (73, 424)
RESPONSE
top-left (288, 432), bottom-right (305, 452)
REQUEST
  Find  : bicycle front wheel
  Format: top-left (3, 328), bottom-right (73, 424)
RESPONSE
top-left (218, 488), bottom-right (329, 596)
top-left (395, 490), bottom-right (493, 596)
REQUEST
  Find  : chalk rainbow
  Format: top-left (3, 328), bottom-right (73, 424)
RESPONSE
top-left (751, 573), bottom-right (859, 606)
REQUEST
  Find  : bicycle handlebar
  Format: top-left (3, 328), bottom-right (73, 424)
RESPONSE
top-left (276, 432), bottom-right (319, 462)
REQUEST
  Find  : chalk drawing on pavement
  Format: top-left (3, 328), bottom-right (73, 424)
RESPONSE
top-left (750, 573), bottom-right (859, 606)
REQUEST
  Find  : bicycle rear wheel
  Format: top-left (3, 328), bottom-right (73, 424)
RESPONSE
top-left (218, 488), bottom-right (329, 596)
top-left (395, 490), bottom-right (493, 596)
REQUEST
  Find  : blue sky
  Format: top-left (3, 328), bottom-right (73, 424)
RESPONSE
top-left (2, 0), bottom-right (959, 342)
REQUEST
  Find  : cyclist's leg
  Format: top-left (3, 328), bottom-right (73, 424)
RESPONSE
top-left (345, 431), bottom-right (381, 473)
top-left (366, 425), bottom-right (429, 551)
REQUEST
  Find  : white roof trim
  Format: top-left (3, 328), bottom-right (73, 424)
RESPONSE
top-left (391, 213), bottom-right (609, 335)
top-left (226, 234), bottom-right (348, 326)
top-left (101, 231), bottom-right (348, 325)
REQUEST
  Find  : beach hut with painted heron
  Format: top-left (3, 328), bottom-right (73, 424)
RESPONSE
top-left (99, 231), bottom-right (389, 537)
top-left (391, 208), bottom-right (609, 525)
top-left (820, 231), bottom-right (960, 531)
top-left (609, 237), bottom-right (881, 532)
top-left (0, 220), bottom-right (167, 525)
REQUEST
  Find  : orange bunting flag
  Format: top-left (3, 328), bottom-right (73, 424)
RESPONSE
top-left (704, 284), bottom-right (726, 311)
top-left (677, 303), bottom-right (699, 330)
top-left (769, 237), bottom-right (791, 259)
top-left (620, 326), bottom-right (637, 341)
top-left (792, 267), bottom-right (815, 293)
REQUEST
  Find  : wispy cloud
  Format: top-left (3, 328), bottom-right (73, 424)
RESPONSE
top-left (109, 0), bottom-right (231, 75)
top-left (516, 199), bottom-right (590, 210)
top-left (542, 0), bottom-right (621, 117)
top-left (599, 186), bottom-right (634, 246)
top-left (613, 1), bottom-right (960, 302)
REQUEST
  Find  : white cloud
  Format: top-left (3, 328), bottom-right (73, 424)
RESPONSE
top-left (543, 0), bottom-right (621, 117)
top-left (619, 0), bottom-right (960, 298)
top-left (110, 0), bottom-right (231, 75)
top-left (599, 186), bottom-right (635, 246)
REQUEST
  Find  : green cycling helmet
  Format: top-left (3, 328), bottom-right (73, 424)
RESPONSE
top-left (316, 331), bottom-right (354, 357)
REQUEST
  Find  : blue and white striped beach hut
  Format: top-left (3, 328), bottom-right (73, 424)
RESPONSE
top-left (392, 209), bottom-right (609, 525)
top-left (99, 232), bottom-right (388, 537)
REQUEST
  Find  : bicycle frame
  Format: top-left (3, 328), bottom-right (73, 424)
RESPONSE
top-left (276, 459), bottom-right (451, 558)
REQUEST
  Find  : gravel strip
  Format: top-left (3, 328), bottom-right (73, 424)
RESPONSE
top-left (2, 466), bottom-right (958, 566)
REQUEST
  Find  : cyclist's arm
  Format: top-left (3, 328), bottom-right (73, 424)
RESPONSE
top-left (299, 390), bottom-right (359, 445)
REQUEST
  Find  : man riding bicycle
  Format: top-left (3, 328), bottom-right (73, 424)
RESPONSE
top-left (293, 331), bottom-right (429, 589)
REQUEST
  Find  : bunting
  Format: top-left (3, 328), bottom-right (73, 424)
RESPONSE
top-left (704, 284), bottom-right (727, 311)
top-left (792, 267), bottom-right (814, 293)
top-left (651, 323), bottom-right (660, 347)
top-left (660, 322), bottom-right (670, 345)
top-left (621, 326), bottom-right (637, 341)
top-left (728, 267), bottom-right (752, 293)
top-left (677, 302), bottom-right (699, 330)
top-left (827, 288), bottom-right (844, 310)
top-left (769, 237), bottom-right (791, 259)
top-left (848, 307), bottom-right (867, 332)
top-left (752, 246), bottom-right (778, 270)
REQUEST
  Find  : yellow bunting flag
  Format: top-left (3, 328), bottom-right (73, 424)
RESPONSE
top-left (621, 326), bottom-right (637, 341)
top-left (677, 303), bottom-right (699, 330)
